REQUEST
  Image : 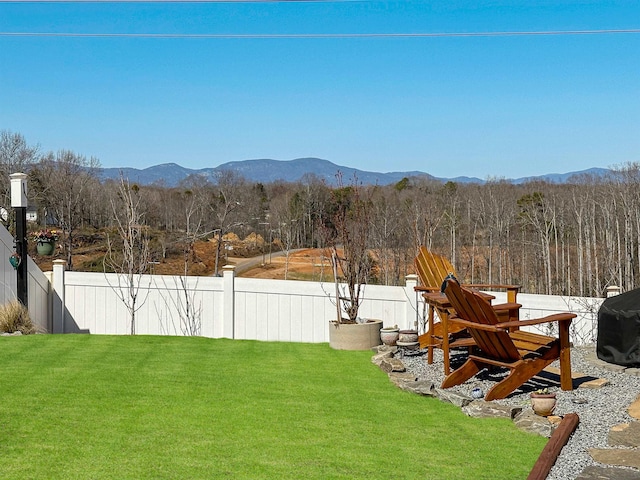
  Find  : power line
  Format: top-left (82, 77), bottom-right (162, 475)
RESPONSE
top-left (1, 0), bottom-right (357, 3)
top-left (1, 29), bottom-right (638, 39)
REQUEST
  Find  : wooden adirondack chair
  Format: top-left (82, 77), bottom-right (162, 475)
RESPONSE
top-left (414, 246), bottom-right (468, 343)
top-left (413, 246), bottom-right (521, 374)
top-left (414, 246), bottom-right (521, 305)
top-left (441, 278), bottom-right (576, 401)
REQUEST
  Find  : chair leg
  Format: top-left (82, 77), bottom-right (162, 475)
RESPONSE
top-left (441, 358), bottom-right (481, 389)
top-left (484, 358), bottom-right (555, 401)
top-left (558, 320), bottom-right (572, 391)
top-left (427, 305), bottom-right (435, 364)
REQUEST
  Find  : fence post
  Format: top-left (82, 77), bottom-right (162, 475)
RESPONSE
top-left (10, 173), bottom-right (28, 307)
top-left (222, 265), bottom-right (235, 338)
top-left (606, 285), bottom-right (621, 297)
top-left (52, 259), bottom-right (66, 334)
top-left (405, 274), bottom-right (419, 330)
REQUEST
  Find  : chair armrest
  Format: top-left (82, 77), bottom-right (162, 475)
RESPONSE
top-left (465, 284), bottom-right (520, 303)
top-left (464, 284), bottom-right (521, 292)
top-left (448, 317), bottom-right (503, 332)
top-left (492, 302), bottom-right (522, 312)
top-left (495, 313), bottom-right (576, 330)
top-left (457, 287), bottom-right (495, 301)
top-left (414, 286), bottom-right (439, 292)
top-left (449, 312), bottom-right (576, 332)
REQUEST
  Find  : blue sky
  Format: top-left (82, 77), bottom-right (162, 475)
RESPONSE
top-left (1, 1), bottom-right (638, 179)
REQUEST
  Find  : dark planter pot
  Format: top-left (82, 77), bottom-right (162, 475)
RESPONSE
top-left (36, 240), bottom-right (55, 256)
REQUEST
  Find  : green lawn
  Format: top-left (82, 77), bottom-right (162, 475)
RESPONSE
top-left (0, 335), bottom-right (545, 479)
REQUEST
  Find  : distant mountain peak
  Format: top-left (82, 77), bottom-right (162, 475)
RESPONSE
top-left (98, 158), bottom-right (611, 187)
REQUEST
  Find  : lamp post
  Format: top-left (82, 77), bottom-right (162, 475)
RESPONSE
top-left (258, 222), bottom-right (269, 265)
top-left (212, 228), bottom-right (222, 276)
top-left (10, 173), bottom-right (28, 307)
top-left (269, 229), bottom-right (273, 264)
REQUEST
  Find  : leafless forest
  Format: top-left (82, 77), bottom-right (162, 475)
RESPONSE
top-left (2, 130), bottom-right (639, 297)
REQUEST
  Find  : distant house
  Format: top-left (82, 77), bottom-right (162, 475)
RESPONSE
top-left (0, 206), bottom-right (38, 224)
top-left (26, 207), bottom-right (38, 222)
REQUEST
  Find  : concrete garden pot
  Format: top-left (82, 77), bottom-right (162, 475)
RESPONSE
top-left (530, 392), bottom-right (557, 416)
top-left (329, 319), bottom-right (383, 350)
top-left (398, 329), bottom-right (418, 343)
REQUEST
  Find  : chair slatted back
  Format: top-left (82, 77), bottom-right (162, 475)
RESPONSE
top-left (443, 279), bottom-right (521, 362)
top-left (415, 246), bottom-right (456, 290)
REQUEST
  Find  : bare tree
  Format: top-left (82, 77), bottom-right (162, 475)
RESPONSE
top-left (32, 150), bottom-right (100, 269)
top-left (323, 173), bottom-right (373, 323)
top-left (0, 131), bottom-right (40, 222)
top-left (441, 181), bottom-right (461, 267)
top-left (269, 191), bottom-right (304, 279)
top-left (517, 190), bottom-right (557, 294)
top-left (104, 175), bottom-right (150, 335)
top-left (369, 185), bottom-right (404, 285)
top-left (157, 276), bottom-right (203, 336)
top-left (206, 171), bottom-right (246, 276)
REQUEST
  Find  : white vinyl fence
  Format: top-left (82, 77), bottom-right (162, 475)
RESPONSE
top-left (50, 261), bottom-right (605, 346)
top-left (53, 262), bottom-right (420, 342)
top-left (0, 223), bottom-right (606, 345)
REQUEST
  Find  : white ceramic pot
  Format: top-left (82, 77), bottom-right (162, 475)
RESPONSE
top-left (380, 328), bottom-right (400, 346)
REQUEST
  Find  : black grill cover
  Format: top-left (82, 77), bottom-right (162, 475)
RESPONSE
top-left (597, 288), bottom-right (640, 366)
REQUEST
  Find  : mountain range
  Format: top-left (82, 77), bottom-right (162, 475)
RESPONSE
top-left (98, 157), bottom-right (610, 187)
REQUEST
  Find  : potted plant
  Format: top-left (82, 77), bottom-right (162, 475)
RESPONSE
top-left (32, 229), bottom-right (59, 256)
top-left (323, 174), bottom-right (382, 350)
top-left (530, 388), bottom-right (557, 416)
